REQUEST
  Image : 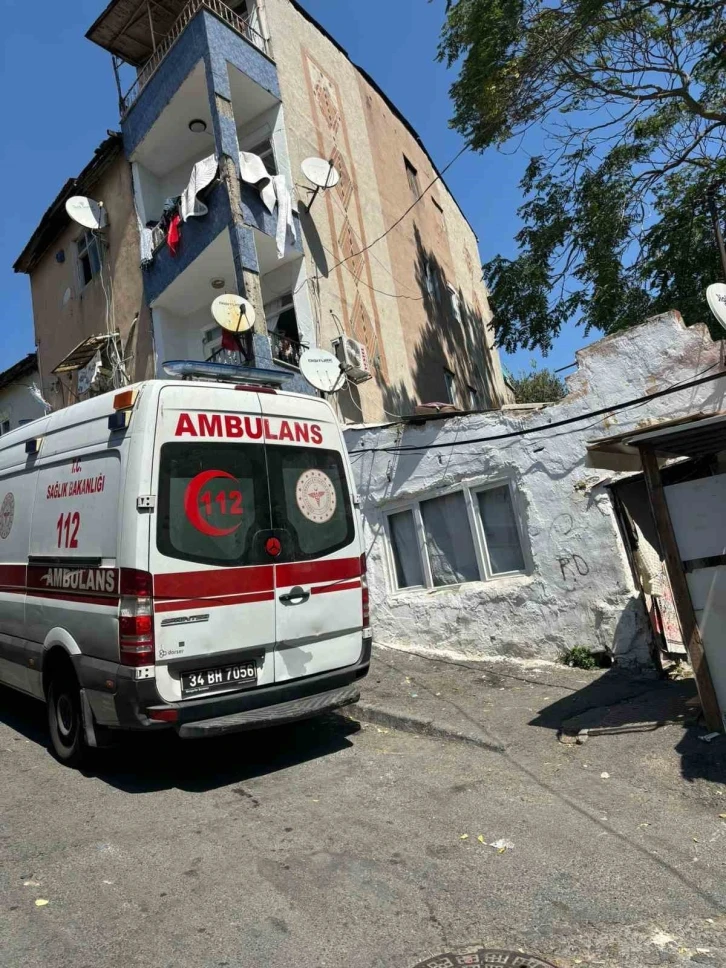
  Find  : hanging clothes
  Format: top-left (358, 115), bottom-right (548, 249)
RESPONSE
top-left (166, 214), bottom-right (181, 256)
top-left (239, 151), bottom-right (276, 214)
top-left (132, 162), bottom-right (155, 267)
top-left (181, 154), bottom-right (218, 221)
top-left (271, 174), bottom-right (296, 259)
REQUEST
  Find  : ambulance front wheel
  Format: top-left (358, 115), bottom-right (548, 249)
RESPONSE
top-left (48, 672), bottom-right (87, 767)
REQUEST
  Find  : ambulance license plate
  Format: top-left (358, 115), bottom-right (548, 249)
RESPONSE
top-left (181, 661), bottom-right (258, 697)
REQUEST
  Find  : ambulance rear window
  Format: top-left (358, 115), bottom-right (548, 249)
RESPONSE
top-left (157, 443), bottom-right (270, 567)
top-left (267, 446), bottom-right (354, 561)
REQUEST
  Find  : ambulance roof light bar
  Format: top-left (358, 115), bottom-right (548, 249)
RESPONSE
top-left (162, 360), bottom-right (287, 388)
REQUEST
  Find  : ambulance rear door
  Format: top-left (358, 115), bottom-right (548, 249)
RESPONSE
top-left (261, 394), bottom-right (364, 684)
top-left (149, 384), bottom-right (275, 704)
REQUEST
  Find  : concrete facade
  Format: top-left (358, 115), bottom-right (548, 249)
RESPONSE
top-left (14, 139), bottom-right (153, 407)
top-left (346, 313), bottom-right (725, 666)
top-left (14, 0), bottom-right (509, 422)
top-left (264, 0), bottom-right (509, 422)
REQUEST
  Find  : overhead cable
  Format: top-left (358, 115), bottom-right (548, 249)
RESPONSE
top-left (348, 365), bottom-right (724, 455)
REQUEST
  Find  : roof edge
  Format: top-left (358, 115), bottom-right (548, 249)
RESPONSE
top-left (14, 133), bottom-right (123, 275)
top-left (0, 352), bottom-right (38, 392)
top-left (286, 0), bottom-right (476, 241)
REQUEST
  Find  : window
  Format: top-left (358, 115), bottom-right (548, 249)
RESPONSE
top-left (76, 230), bottom-right (101, 288)
top-left (476, 485), bottom-right (526, 575)
top-left (157, 443), bottom-right (355, 568)
top-left (265, 292), bottom-right (304, 367)
top-left (0, 421), bottom-right (9, 435)
top-left (467, 385), bottom-right (478, 410)
top-left (157, 442), bottom-right (270, 567)
top-left (246, 137), bottom-right (277, 175)
top-left (444, 369), bottom-right (457, 406)
top-left (267, 446), bottom-right (355, 561)
top-left (420, 493), bottom-right (479, 586)
top-left (432, 197), bottom-right (446, 231)
top-left (404, 156), bottom-right (420, 199)
top-left (424, 257), bottom-right (441, 301)
top-left (385, 481), bottom-right (527, 591)
top-left (447, 284), bottom-right (462, 324)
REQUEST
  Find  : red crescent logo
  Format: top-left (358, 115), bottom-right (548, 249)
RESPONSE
top-left (184, 470), bottom-right (243, 537)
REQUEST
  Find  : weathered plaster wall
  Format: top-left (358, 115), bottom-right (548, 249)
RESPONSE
top-left (0, 372), bottom-right (46, 431)
top-left (345, 313), bottom-right (724, 665)
top-left (28, 152), bottom-right (149, 406)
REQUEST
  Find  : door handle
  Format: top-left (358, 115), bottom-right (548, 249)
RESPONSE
top-left (279, 586), bottom-right (310, 605)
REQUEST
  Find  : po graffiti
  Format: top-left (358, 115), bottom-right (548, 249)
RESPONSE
top-left (556, 554), bottom-right (590, 581)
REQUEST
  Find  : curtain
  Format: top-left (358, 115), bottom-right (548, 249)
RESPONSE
top-left (478, 486), bottom-right (525, 574)
top-left (389, 510), bottom-right (424, 588)
top-left (420, 493), bottom-right (479, 586)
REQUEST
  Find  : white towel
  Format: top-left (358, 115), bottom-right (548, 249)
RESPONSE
top-left (272, 174), bottom-right (296, 259)
top-left (181, 154), bottom-right (218, 221)
top-left (239, 150), bottom-right (276, 214)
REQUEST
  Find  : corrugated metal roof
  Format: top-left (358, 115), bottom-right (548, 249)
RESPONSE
top-left (626, 412), bottom-right (726, 458)
top-left (52, 334), bottom-right (118, 374)
top-left (86, 0), bottom-right (187, 66)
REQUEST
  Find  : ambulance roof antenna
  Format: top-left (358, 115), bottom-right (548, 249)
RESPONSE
top-left (65, 196), bottom-right (108, 230)
top-left (299, 348), bottom-right (346, 394)
top-left (301, 157), bottom-right (340, 212)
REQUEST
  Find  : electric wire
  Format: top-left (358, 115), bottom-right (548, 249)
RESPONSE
top-left (348, 364), bottom-right (724, 456)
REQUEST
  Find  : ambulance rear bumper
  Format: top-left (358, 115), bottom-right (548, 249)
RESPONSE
top-left (81, 638), bottom-right (371, 732)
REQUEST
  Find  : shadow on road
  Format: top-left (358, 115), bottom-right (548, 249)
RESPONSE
top-left (530, 669), bottom-right (726, 785)
top-left (0, 684), bottom-right (360, 794)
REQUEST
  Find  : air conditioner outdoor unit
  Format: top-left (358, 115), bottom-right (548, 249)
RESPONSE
top-left (333, 336), bottom-right (372, 385)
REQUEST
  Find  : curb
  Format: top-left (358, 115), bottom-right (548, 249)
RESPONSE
top-left (343, 701), bottom-right (506, 754)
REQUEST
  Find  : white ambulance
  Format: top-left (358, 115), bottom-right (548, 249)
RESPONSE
top-left (0, 368), bottom-right (370, 765)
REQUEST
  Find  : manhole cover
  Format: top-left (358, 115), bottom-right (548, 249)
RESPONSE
top-left (412, 952), bottom-right (556, 967)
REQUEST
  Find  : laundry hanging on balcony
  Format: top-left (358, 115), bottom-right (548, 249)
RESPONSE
top-left (239, 151), bottom-right (277, 213)
top-left (271, 173), bottom-right (296, 260)
top-left (238, 151), bottom-right (297, 259)
top-left (181, 154), bottom-right (219, 221)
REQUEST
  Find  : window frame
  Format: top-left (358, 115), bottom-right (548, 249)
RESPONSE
top-left (446, 283), bottom-right (463, 324)
top-left (443, 368), bottom-right (457, 406)
top-left (383, 478), bottom-right (529, 594)
top-left (403, 156), bottom-right (421, 199)
top-left (76, 229), bottom-right (101, 290)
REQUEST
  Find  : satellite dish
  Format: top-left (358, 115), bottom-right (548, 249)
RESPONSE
top-left (65, 196), bottom-right (106, 230)
top-left (211, 294), bottom-right (255, 333)
top-left (302, 157), bottom-right (341, 189)
top-left (299, 349), bottom-right (345, 393)
top-left (706, 283), bottom-right (726, 333)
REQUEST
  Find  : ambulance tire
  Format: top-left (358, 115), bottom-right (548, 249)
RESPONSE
top-left (47, 670), bottom-right (88, 768)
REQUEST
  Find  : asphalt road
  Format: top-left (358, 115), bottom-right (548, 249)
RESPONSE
top-left (2, 677), bottom-right (726, 968)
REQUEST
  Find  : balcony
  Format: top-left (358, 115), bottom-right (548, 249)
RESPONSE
top-left (115, 0), bottom-right (269, 116)
top-left (269, 331), bottom-right (308, 369)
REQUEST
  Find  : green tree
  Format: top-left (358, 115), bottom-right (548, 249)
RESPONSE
top-left (508, 363), bottom-right (566, 403)
top-left (439, 0), bottom-right (726, 353)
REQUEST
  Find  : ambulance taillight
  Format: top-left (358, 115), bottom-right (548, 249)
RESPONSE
top-left (361, 553), bottom-right (370, 630)
top-left (118, 569), bottom-right (155, 667)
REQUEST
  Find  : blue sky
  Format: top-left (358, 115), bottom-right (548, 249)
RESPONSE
top-left (0, 0), bottom-right (591, 378)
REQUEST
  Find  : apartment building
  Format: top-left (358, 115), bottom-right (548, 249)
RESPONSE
top-left (14, 0), bottom-right (510, 422)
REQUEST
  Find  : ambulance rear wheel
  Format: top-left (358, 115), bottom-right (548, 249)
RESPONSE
top-left (48, 675), bottom-right (87, 767)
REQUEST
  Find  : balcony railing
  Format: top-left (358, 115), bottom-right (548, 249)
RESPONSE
top-left (269, 331), bottom-right (308, 369)
top-left (121, 0), bottom-right (269, 116)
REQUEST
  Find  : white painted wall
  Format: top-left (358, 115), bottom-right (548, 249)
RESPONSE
top-left (152, 305), bottom-right (216, 369)
top-left (346, 313), bottom-right (726, 666)
top-left (0, 368), bottom-right (46, 433)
